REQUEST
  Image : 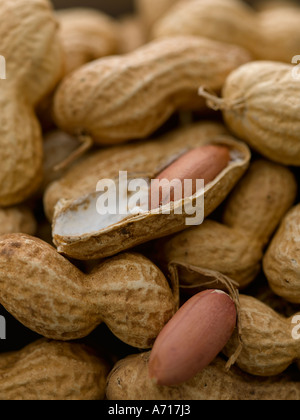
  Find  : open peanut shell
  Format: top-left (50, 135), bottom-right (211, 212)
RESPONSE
top-left (49, 123), bottom-right (251, 260)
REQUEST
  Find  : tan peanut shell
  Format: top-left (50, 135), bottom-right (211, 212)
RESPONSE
top-left (0, 234), bottom-right (177, 348)
top-left (258, 7), bottom-right (300, 62)
top-left (135, 0), bottom-right (181, 33)
top-left (42, 130), bottom-right (81, 191)
top-left (46, 123), bottom-right (251, 261)
top-left (154, 160), bottom-right (297, 289)
top-left (153, 0), bottom-right (259, 54)
top-left (264, 205), bottom-right (300, 304)
top-left (56, 8), bottom-right (119, 75)
top-left (0, 0), bottom-right (63, 207)
top-left (0, 206), bottom-right (36, 236)
top-left (201, 61), bottom-right (300, 166)
top-left (44, 123), bottom-right (228, 221)
top-left (0, 339), bottom-right (110, 400)
top-left (224, 295), bottom-right (300, 377)
top-left (152, 0), bottom-right (300, 63)
top-left (117, 14), bottom-right (147, 54)
top-left (53, 36), bottom-right (251, 145)
top-left (106, 352), bottom-right (300, 401)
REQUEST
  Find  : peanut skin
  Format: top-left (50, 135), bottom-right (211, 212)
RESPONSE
top-left (0, 234), bottom-right (177, 348)
top-left (150, 145), bottom-right (230, 209)
top-left (149, 290), bottom-right (237, 386)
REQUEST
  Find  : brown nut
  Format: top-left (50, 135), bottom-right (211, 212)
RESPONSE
top-left (0, 234), bottom-right (177, 348)
top-left (0, 339), bottom-right (110, 400)
top-left (149, 290), bottom-right (237, 386)
top-left (150, 145), bottom-right (230, 209)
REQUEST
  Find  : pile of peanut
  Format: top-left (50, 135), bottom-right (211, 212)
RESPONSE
top-left (0, 0), bottom-right (300, 401)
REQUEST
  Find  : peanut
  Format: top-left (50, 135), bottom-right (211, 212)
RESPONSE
top-left (135, 0), bottom-right (181, 34)
top-left (46, 123), bottom-right (250, 261)
top-left (56, 8), bottom-right (119, 75)
top-left (224, 295), bottom-right (300, 377)
top-left (106, 352), bottom-right (300, 400)
top-left (0, 234), bottom-right (177, 348)
top-left (0, 339), bottom-right (110, 400)
top-left (117, 14), bottom-right (147, 54)
top-left (53, 36), bottom-right (251, 145)
top-left (154, 160), bottom-right (297, 289)
top-left (0, 0), bottom-right (63, 207)
top-left (42, 130), bottom-right (81, 191)
top-left (200, 61), bottom-right (300, 166)
top-left (264, 205), bottom-right (300, 304)
top-left (44, 122), bottom-right (229, 221)
top-left (149, 290), bottom-right (237, 386)
top-left (52, 140), bottom-right (249, 261)
top-left (153, 0), bottom-right (300, 63)
top-left (0, 206), bottom-right (36, 236)
top-left (150, 145), bottom-right (230, 209)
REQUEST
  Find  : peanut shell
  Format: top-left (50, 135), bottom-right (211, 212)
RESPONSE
top-left (0, 234), bottom-right (177, 348)
top-left (0, 0), bottom-right (63, 206)
top-left (224, 295), bottom-right (300, 376)
top-left (53, 36), bottom-right (251, 145)
top-left (47, 123), bottom-right (251, 260)
top-left (106, 352), bottom-right (300, 400)
top-left (264, 205), bottom-right (300, 304)
top-left (0, 339), bottom-right (110, 400)
top-left (154, 160), bottom-right (297, 289)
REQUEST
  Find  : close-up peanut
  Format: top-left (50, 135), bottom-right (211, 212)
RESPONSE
top-left (154, 160), bottom-right (297, 289)
top-left (149, 290), bottom-right (237, 386)
top-left (0, 0), bottom-right (63, 207)
top-left (224, 294), bottom-right (300, 377)
top-left (264, 204), bottom-right (300, 304)
top-left (0, 339), bottom-right (111, 400)
top-left (0, 234), bottom-right (177, 348)
top-left (2, 0), bottom-right (300, 402)
top-left (56, 8), bottom-right (119, 75)
top-left (107, 353), bottom-right (300, 401)
top-left (200, 61), bottom-right (300, 166)
top-left (152, 0), bottom-right (300, 63)
top-left (0, 206), bottom-right (37, 236)
top-left (53, 36), bottom-right (251, 145)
